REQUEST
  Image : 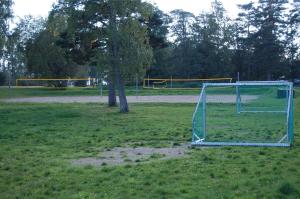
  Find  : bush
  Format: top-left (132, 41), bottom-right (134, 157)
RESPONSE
top-left (74, 80), bottom-right (87, 87)
top-left (279, 182), bottom-right (298, 195)
top-left (47, 80), bottom-right (68, 88)
top-left (0, 72), bottom-right (6, 86)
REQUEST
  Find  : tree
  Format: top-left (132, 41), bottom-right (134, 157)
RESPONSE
top-left (56, 0), bottom-right (153, 112)
top-left (26, 30), bottom-right (78, 79)
top-left (170, 9), bottom-right (195, 77)
top-left (0, 0), bottom-right (13, 74)
top-left (5, 16), bottom-right (45, 82)
top-left (233, 2), bottom-right (257, 80)
top-left (285, 0), bottom-right (300, 79)
top-left (191, 0), bottom-right (234, 78)
top-left (101, 0), bottom-right (153, 112)
top-left (25, 13), bottom-right (79, 85)
top-left (145, 6), bottom-right (171, 78)
top-left (236, 0), bottom-right (289, 80)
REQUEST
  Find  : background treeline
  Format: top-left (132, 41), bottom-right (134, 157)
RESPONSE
top-left (1, 0), bottom-right (300, 84)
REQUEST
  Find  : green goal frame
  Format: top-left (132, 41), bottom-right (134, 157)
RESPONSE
top-left (192, 81), bottom-right (294, 147)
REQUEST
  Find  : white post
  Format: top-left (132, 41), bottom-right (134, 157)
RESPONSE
top-left (99, 75), bottom-right (103, 97)
top-left (202, 86), bottom-right (206, 139)
top-left (147, 75), bottom-right (150, 88)
top-left (8, 70), bottom-right (11, 98)
top-left (136, 73), bottom-right (138, 98)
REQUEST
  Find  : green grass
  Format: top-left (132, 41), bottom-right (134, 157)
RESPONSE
top-left (0, 90), bottom-right (299, 198)
top-left (205, 104), bottom-right (287, 142)
top-left (0, 87), bottom-right (200, 99)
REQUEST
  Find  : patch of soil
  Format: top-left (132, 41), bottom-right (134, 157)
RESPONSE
top-left (3, 95), bottom-right (258, 104)
top-left (71, 144), bottom-right (190, 167)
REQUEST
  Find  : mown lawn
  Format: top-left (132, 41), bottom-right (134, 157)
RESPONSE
top-left (0, 87), bottom-right (200, 99)
top-left (0, 91), bottom-right (299, 198)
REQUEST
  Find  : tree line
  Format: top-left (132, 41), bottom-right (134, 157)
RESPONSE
top-left (0, 0), bottom-right (300, 112)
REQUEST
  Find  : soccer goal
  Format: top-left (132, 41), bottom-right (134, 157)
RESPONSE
top-left (143, 78), bottom-right (232, 89)
top-left (192, 81), bottom-right (294, 147)
top-left (16, 78), bottom-right (96, 87)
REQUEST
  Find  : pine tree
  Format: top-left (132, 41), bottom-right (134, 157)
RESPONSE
top-left (236, 0), bottom-right (289, 80)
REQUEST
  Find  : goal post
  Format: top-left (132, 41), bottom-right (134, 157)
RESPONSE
top-left (143, 78), bottom-right (232, 89)
top-left (192, 81), bottom-right (294, 147)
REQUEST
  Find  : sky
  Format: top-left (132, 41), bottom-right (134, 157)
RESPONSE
top-left (12, 0), bottom-right (250, 20)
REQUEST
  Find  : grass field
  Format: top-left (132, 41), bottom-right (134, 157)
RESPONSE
top-left (0, 89), bottom-right (299, 198)
top-left (0, 87), bottom-right (200, 99)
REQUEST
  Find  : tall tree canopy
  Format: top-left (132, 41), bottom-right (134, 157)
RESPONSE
top-left (235, 0), bottom-right (290, 80)
top-left (3, 0), bottom-right (300, 104)
top-left (0, 0), bottom-right (13, 71)
top-left (25, 12), bottom-right (79, 82)
top-left (6, 16), bottom-right (45, 80)
top-left (54, 0), bottom-right (153, 112)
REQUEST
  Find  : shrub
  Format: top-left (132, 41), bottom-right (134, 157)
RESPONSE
top-left (279, 182), bottom-right (298, 195)
top-left (0, 72), bottom-right (6, 86)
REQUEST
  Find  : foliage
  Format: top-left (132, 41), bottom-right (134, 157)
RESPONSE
top-left (5, 16), bottom-right (46, 81)
top-left (145, 0), bottom-right (300, 81)
top-left (25, 13), bottom-right (79, 84)
top-left (55, 0), bottom-right (154, 111)
top-left (234, 0), bottom-right (294, 80)
top-left (145, 6), bottom-right (172, 77)
top-left (0, 72), bottom-right (6, 85)
top-left (26, 30), bottom-right (78, 80)
top-left (3, 0), bottom-right (300, 87)
top-left (0, 0), bottom-right (13, 72)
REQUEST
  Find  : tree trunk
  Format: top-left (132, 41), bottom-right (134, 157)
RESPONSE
top-left (108, 72), bottom-right (117, 107)
top-left (109, 2), bottom-right (129, 113)
top-left (115, 63), bottom-right (129, 113)
top-left (112, 35), bottom-right (129, 112)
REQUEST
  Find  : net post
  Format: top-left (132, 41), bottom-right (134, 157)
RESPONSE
top-left (236, 84), bottom-right (241, 113)
top-left (287, 83), bottom-right (294, 145)
top-left (147, 75), bottom-right (150, 88)
top-left (192, 119), bottom-right (195, 143)
top-left (99, 77), bottom-right (103, 97)
top-left (8, 70), bottom-right (11, 99)
top-left (135, 74), bottom-right (139, 98)
top-left (202, 85), bottom-right (206, 139)
top-left (285, 85), bottom-right (289, 112)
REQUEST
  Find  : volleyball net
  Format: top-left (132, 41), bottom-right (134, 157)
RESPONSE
top-left (143, 78), bottom-right (232, 89)
top-left (16, 78), bottom-right (96, 88)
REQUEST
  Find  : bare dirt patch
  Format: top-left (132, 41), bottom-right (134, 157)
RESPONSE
top-left (71, 144), bottom-right (190, 167)
top-left (3, 95), bottom-right (257, 103)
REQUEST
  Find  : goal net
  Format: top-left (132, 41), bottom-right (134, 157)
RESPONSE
top-left (143, 78), bottom-right (232, 89)
top-left (192, 81), bottom-right (294, 147)
top-left (16, 78), bottom-right (96, 87)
